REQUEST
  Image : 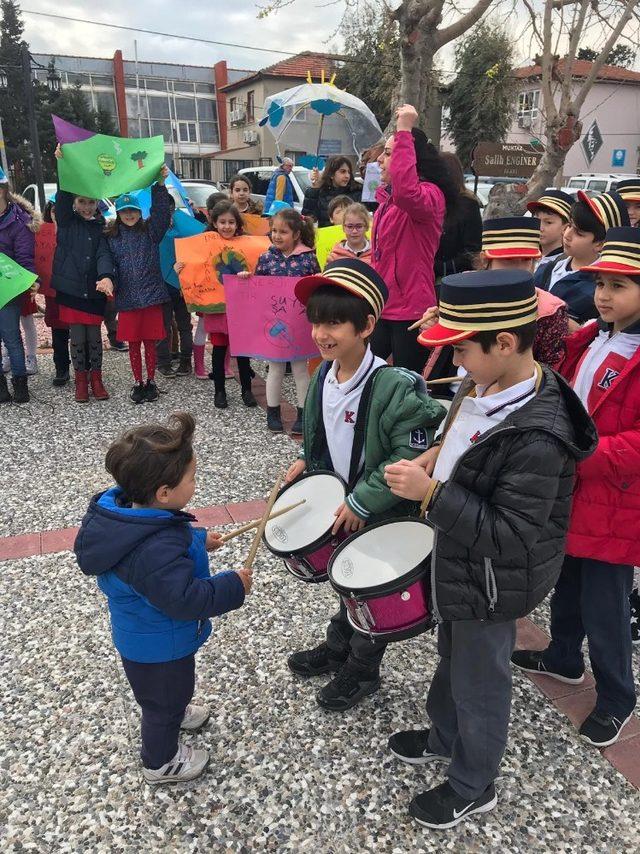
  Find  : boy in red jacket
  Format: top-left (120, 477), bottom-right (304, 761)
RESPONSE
top-left (513, 226), bottom-right (640, 747)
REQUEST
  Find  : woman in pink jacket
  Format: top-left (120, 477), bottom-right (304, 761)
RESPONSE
top-left (371, 104), bottom-right (456, 372)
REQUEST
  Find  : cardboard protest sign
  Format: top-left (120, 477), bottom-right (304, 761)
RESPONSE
top-left (0, 254), bottom-right (38, 310)
top-left (361, 162), bottom-right (382, 203)
top-left (34, 222), bottom-right (57, 297)
top-left (175, 232), bottom-right (270, 312)
top-left (225, 275), bottom-right (318, 362)
top-left (160, 210), bottom-right (206, 289)
top-left (315, 225), bottom-right (345, 270)
top-left (242, 212), bottom-right (270, 236)
top-left (57, 133), bottom-right (165, 199)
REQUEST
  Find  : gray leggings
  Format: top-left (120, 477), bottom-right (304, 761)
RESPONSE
top-left (69, 324), bottom-right (102, 371)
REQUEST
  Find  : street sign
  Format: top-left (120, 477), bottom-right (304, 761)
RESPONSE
top-left (612, 148), bottom-right (626, 168)
top-left (471, 142), bottom-right (542, 179)
top-left (581, 121), bottom-right (603, 165)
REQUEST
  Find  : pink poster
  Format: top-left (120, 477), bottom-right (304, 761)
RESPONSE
top-left (224, 275), bottom-right (319, 362)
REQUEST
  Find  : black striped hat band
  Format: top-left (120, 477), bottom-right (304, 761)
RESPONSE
top-left (592, 194), bottom-right (624, 228)
top-left (599, 240), bottom-right (640, 269)
top-left (322, 265), bottom-right (385, 318)
top-left (534, 196), bottom-right (572, 219)
top-left (439, 294), bottom-right (538, 331)
top-left (483, 229), bottom-right (540, 246)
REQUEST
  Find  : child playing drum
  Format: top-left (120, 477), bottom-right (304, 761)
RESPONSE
top-left (284, 258), bottom-right (446, 711)
top-left (383, 270), bottom-right (597, 829)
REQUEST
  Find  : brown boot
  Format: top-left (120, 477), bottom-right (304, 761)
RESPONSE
top-left (74, 370), bottom-right (89, 403)
top-left (90, 369), bottom-right (109, 400)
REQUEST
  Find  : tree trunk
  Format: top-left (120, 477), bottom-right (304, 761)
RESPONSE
top-left (524, 113), bottom-right (582, 204)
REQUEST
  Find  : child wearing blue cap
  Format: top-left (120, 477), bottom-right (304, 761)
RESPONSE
top-left (105, 166), bottom-right (172, 404)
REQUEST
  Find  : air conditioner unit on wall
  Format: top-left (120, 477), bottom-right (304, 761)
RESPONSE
top-left (243, 130), bottom-right (258, 144)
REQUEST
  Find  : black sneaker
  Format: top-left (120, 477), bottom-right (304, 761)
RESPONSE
top-left (288, 643), bottom-right (349, 678)
top-left (109, 339), bottom-right (129, 352)
top-left (157, 364), bottom-right (177, 378)
top-left (241, 389), bottom-right (257, 407)
top-left (579, 709), bottom-right (633, 747)
top-left (176, 358), bottom-right (192, 376)
top-left (630, 588), bottom-right (640, 646)
top-left (214, 390), bottom-right (228, 409)
top-left (316, 663), bottom-right (381, 711)
top-left (52, 369), bottom-right (70, 387)
top-left (145, 380), bottom-right (159, 402)
top-left (388, 728), bottom-right (449, 765)
top-left (409, 781), bottom-right (497, 829)
top-left (130, 382), bottom-right (146, 404)
top-left (511, 649), bottom-right (585, 684)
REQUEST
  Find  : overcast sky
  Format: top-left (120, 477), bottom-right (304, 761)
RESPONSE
top-left (22, 0), bottom-right (346, 71)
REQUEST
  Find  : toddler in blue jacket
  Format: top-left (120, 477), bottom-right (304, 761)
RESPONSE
top-left (75, 412), bottom-right (251, 784)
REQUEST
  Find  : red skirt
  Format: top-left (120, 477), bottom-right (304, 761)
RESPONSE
top-left (117, 304), bottom-right (166, 342)
top-left (59, 305), bottom-right (103, 326)
top-left (44, 296), bottom-right (69, 330)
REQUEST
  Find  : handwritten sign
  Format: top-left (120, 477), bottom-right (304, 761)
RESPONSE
top-left (361, 162), bottom-right (381, 203)
top-left (160, 210), bottom-right (206, 289)
top-left (34, 222), bottom-right (57, 297)
top-left (242, 212), bottom-right (270, 236)
top-left (0, 254), bottom-right (38, 310)
top-left (224, 275), bottom-right (318, 362)
top-left (175, 232), bottom-right (270, 313)
top-left (315, 225), bottom-right (345, 270)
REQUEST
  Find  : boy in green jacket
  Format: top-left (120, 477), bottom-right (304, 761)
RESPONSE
top-left (284, 258), bottom-right (445, 711)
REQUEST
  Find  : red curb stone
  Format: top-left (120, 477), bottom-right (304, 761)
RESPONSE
top-left (226, 499), bottom-right (268, 524)
top-left (0, 533), bottom-right (42, 561)
top-left (40, 527), bottom-right (79, 554)
top-left (526, 671), bottom-right (596, 701)
top-left (515, 617), bottom-right (549, 650)
top-left (553, 687), bottom-right (599, 727)
top-left (192, 506), bottom-right (233, 526)
top-left (603, 734), bottom-right (640, 789)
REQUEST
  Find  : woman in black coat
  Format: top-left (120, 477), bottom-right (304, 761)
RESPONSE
top-left (302, 156), bottom-right (361, 227)
top-left (433, 152), bottom-right (483, 278)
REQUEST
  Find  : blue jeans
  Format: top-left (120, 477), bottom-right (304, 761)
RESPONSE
top-left (543, 555), bottom-right (636, 719)
top-left (0, 299), bottom-right (26, 376)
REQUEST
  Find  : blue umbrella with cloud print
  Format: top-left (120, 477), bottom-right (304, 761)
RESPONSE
top-left (259, 76), bottom-right (382, 170)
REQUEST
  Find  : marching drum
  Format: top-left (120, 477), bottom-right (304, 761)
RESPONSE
top-left (263, 471), bottom-right (347, 583)
top-left (328, 519), bottom-right (435, 642)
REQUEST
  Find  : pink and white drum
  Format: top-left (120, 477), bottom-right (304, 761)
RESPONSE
top-left (262, 471), bottom-right (347, 583)
top-left (328, 519), bottom-right (435, 642)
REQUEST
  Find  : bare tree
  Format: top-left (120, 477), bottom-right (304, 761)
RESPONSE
top-left (258, 0), bottom-right (496, 136)
top-left (521, 0), bottom-right (639, 202)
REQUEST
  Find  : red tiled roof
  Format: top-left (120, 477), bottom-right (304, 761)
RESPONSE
top-left (221, 51), bottom-right (343, 91)
top-left (516, 58), bottom-right (640, 84)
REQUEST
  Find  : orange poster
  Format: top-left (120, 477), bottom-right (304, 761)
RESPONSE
top-left (175, 232), bottom-right (270, 313)
top-left (242, 213), bottom-right (270, 236)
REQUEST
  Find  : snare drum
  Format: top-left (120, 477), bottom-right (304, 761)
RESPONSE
top-left (328, 519), bottom-right (434, 642)
top-left (263, 471), bottom-right (347, 583)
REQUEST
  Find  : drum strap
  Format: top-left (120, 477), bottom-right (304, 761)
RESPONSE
top-left (312, 361), bottom-right (390, 491)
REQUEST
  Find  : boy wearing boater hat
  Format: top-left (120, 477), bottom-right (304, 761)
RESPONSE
top-left (383, 269), bottom-right (596, 829)
top-left (514, 226), bottom-right (640, 743)
top-left (526, 189), bottom-right (573, 268)
top-left (284, 258), bottom-right (446, 711)
top-left (616, 178), bottom-right (640, 227)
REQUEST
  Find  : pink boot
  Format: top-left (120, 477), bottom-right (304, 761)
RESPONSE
top-left (193, 345), bottom-right (208, 379)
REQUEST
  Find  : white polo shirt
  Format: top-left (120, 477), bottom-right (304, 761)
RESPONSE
top-left (433, 371), bottom-right (538, 483)
top-left (323, 346), bottom-right (387, 482)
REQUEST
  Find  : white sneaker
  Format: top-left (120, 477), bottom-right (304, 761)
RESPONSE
top-left (25, 355), bottom-right (39, 375)
top-left (180, 703), bottom-right (210, 731)
top-left (142, 742), bottom-right (209, 785)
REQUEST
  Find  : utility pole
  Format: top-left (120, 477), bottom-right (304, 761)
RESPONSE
top-left (21, 42), bottom-right (45, 211)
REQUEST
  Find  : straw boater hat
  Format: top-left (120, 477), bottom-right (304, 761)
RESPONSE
top-left (295, 257), bottom-right (388, 320)
top-left (526, 190), bottom-right (573, 223)
top-left (615, 179), bottom-right (640, 204)
top-left (417, 270), bottom-right (538, 347)
top-left (481, 217), bottom-right (541, 259)
top-left (581, 227), bottom-right (640, 276)
top-left (577, 190), bottom-right (630, 229)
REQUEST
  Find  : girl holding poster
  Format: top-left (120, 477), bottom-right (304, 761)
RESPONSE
top-left (252, 209), bottom-right (320, 434)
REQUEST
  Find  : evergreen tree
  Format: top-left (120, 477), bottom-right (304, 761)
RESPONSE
top-left (0, 0), bottom-right (30, 184)
top-left (577, 45), bottom-right (635, 68)
top-left (336, 7), bottom-right (400, 131)
top-left (444, 23), bottom-right (516, 169)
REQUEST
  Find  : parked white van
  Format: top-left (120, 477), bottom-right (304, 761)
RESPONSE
top-left (566, 173), bottom-right (638, 194)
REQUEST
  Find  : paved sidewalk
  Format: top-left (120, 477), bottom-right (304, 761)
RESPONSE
top-left (1, 353), bottom-right (638, 852)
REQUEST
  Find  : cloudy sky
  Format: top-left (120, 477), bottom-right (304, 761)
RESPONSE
top-left (21, 0), bottom-right (346, 71)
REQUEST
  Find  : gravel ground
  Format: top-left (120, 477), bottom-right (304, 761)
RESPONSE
top-left (2, 348), bottom-right (639, 852)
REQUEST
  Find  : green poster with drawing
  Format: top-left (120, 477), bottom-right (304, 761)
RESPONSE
top-left (57, 133), bottom-right (165, 199)
top-left (0, 254), bottom-right (37, 310)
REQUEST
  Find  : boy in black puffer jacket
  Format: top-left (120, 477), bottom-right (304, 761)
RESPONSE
top-left (384, 270), bottom-right (596, 831)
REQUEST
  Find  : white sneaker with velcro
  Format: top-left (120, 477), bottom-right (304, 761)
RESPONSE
top-left (180, 703), bottom-right (211, 731)
top-left (142, 743), bottom-right (209, 785)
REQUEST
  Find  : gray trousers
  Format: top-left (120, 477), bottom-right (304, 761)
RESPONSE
top-left (426, 618), bottom-right (516, 800)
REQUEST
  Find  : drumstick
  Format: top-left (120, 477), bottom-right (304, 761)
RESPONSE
top-left (219, 499), bottom-right (306, 543)
top-left (407, 318), bottom-right (424, 331)
top-left (425, 376), bottom-right (462, 385)
top-left (244, 472), bottom-right (283, 569)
